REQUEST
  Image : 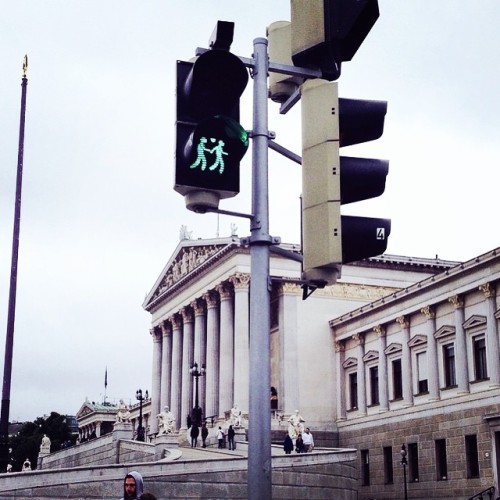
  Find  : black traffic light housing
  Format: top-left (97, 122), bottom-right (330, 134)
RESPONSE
top-left (174, 22), bottom-right (249, 212)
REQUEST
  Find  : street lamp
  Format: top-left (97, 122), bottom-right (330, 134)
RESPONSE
top-left (401, 443), bottom-right (408, 500)
top-left (135, 389), bottom-right (149, 442)
top-left (190, 362), bottom-right (206, 427)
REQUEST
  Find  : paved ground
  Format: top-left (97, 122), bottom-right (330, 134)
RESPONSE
top-left (173, 443), bottom-right (287, 461)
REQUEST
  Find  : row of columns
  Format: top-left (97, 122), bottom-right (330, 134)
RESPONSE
top-left (149, 273), bottom-right (251, 434)
top-left (336, 284), bottom-right (499, 420)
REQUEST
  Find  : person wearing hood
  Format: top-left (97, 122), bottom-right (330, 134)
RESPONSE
top-left (122, 471), bottom-right (144, 500)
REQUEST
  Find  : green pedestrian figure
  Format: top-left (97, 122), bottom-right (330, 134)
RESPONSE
top-left (190, 137), bottom-right (209, 170)
top-left (208, 139), bottom-right (228, 174)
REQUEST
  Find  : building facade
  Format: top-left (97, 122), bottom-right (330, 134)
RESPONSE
top-left (331, 247), bottom-right (500, 499)
top-left (142, 236), bottom-right (454, 441)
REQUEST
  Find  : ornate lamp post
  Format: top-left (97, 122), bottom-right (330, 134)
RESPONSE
top-left (135, 389), bottom-right (149, 442)
top-left (401, 443), bottom-right (408, 500)
top-left (190, 362), bottom-right (205, 427)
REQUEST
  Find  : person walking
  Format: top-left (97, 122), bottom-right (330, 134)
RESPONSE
top-left (227, 425), bottom-right (236, 450)
top-left (121, 471), bottom-right (144, 500)
top-left (201, 422), bottom-right (209, 448)
top-left (190, 424), bottom-right (199, 448)
top-left (302, 427), bottom-right (314, 453)
top-left (217, 426), bottom-right (225, 449)
top-left (283, 433), bottom-right (294, 454)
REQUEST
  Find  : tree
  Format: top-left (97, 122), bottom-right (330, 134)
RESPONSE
top-left (9, 412), bottom-right (73, 471)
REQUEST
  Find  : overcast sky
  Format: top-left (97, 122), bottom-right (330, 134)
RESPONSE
top-left (1, 1), bottom-right (499, 422)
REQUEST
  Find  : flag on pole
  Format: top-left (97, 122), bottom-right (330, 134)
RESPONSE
top-left (105, 367), bottom-right (108, 389)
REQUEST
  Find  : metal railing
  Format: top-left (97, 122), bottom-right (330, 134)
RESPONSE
top-left (468, 486), bottom-right (496, 500)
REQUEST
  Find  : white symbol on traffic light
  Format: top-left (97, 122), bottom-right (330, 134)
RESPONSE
top-left (376, 227), bottom-right (385, 240)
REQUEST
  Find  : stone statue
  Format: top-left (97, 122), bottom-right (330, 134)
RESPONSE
top-left (157, 406), bottom-right (176, 435)
top-left (287, 409), bottom-right (305, 439)
top-left (40, 434), bottom-right (51, 453)
top-left (22, 458), bottom-right (31, 471)
top-left (6, 463), bottom-right (12, 473)
top-left (116, 400), bottom-right (131, 422)
top-left (230, 404), bottom-right (242, 427)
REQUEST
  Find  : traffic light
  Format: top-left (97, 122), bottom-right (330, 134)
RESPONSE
top-left (301, 78), bottom-right (390, 285)
top-left (290, 0), bottom-right (380, 80)
top-left (174, 21), bottom-right (250, 212)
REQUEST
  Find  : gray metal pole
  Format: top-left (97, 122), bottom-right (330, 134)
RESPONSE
top-left (248, 37), bottom-right (272, 499)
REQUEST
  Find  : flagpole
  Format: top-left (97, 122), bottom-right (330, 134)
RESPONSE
top-left (0, 56), bottom-right (29, 472)
top-left (104, 367), bottom-right (108, 403)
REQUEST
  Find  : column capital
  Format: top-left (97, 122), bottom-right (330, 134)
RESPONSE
top-left (203, 290), bottom-right (219, 309)
top-left (421, 305), bottom-right (435, 319)
top-left (229, 272), bottom-right (250, 290)
top-left (171, 313), bottom-right (182, 330)
top-left (396, 316), bottom-right (409, 329)
top-left (160, 321), bottom-right (171, 337)
top-left (479, 282), bottom-right (496, 299)
top-left (280, 282), bottom-right (302, 295)
top-left (449, 294), bottom-right (464, 309)
top-left (216, 282), bottom-right (233, 301)
top-left (373, 324), bottom-right (386, 337)
top-left (150, 327), bottom-right (162, 342)
top-left (352, 333), bottom-right (365, 346)
top-left (191, 298), bottom-right (206, 316)
top-left (181, 306), bottom-right (194, 324)
top-left (335, 340), bottom-right (345, 353)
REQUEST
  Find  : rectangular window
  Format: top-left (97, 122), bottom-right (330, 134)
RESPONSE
top-left (408, 443), bottom-right (419, 482)
top-left (370, 366), bottom-right (379, 405)
top-left (383, 446), bottom-right (393, 484)
top-left (465, 434), bottom-right (480, 479)
top-left (361, 449), bottom-right (370, 486)
top-left (435, 439), bottom-right (448, 480)
top-left (417, 352), bottom-right (428, 393)
top-left (443, 344), bottom-right (456, 387)
top-left (349, 372), bottom-right (358, 410)
top-left (473, 336), bottom-right (488, 381)
top-left (392, 359), bottom-right (403, 399)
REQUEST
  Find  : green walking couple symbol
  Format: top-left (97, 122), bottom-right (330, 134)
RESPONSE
top-left (190, 136), bottom-right (228, 174)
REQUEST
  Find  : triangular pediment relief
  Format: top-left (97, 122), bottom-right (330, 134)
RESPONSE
top-left (343, 357), bottom-right (358, 369)
top-left (463, 314), bottom-right (487, 331)
top-left (143, 238), bottom-right (240, 308)
top-left (434, 325), bottom-right (455, 340)
top-left (362, 350), bottom-right (379, 363)
top-left (384, 342), bottom-right (402, 355)
top-left (76, 402), bottom-right (95, 419)
top-left (408, 334), bottom-right (427, 348)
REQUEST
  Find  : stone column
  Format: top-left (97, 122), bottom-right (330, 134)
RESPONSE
top-left (170, 314), bottom-right (183, 426)
top-left (160, 321), bottom-right (172, 411)
top-left (217, 282), bottom-right (235, 416)
top-left (335, 341), bottom-right (346, 420)
top-left (192, 299), bottom-right (207, 414)
top-left (181, 307), bottom-right (194, 428)
top-left (204, 291), bottom-right (220, 418)
top-left (375, 325), bottom-right (389, 411)
top-left (396, 317), bottom-right (413, 406)
top-left (230, 273), bottom-right (250, 412)
top-left (449, 294), bottom-right (469, 393)
top-left (480, 283), bottom-right (500, 387)
top-left (150, 327), bottom-right (162, 435)
top-left (353, 333), bottom-right (366, 415)
top-left (421, 305), bottom-right (439, 400)
top-left (280, 283), bottom-right (301, 414)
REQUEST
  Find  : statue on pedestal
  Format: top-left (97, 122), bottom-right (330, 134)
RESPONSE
top-left (157, 406), bottom-right (176, 435)
top-left (22, 458), bottom-right (31, 471)
top-left (116, 400), bottom-right (131, 422)
top-left (40, 434), bottom-right (51, 454)
top-left (287, 409), bottom-right (305, 439)
top-left (230, 404), bottom-right (242, 427)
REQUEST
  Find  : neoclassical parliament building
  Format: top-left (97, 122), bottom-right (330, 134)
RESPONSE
top-left (141, 236), bottom-right (500, 499)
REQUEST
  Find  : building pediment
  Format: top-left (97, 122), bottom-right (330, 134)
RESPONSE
top-left (463, 314), bottom-right (487, 330)
top-left (408, 334), bottom-right (427, 348)
top-left (434, 325), bottom-right (455, 340)
top-left (76, 401), bottom-right (95, 419)
top-left (363, 350), bottom-right (379, 363)
top-left (384, 342), bottom-right (402, 355)
top-left (343, 357), bottom-right (358, 369)
top-left (143, 237), bottom-right (240, 310)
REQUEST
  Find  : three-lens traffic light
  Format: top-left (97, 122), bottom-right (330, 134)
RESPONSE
top-left (174, 24), bottom-right (249, 212)
top-left (301, 79), bottom-right (390, 285)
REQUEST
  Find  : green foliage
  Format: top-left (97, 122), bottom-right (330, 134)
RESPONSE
top-left (9, 412), bottom-right (73, 471)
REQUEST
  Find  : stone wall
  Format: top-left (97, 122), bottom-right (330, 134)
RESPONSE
top-left (339, 403), bottom-right (499, 500)
top-left (0, 450), bottom-right (357, 499)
